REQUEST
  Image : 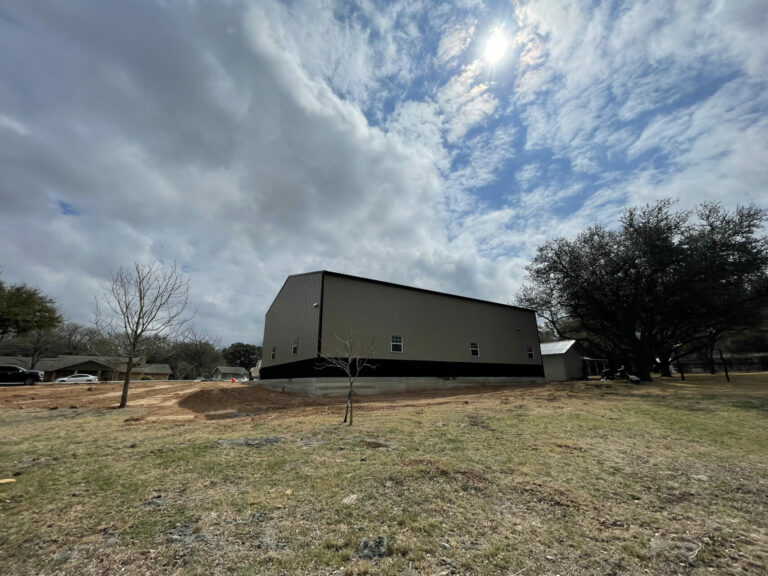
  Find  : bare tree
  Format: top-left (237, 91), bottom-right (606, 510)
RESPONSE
top-left (317, 335), bottom-right (375, 425)
top-left (8, 327), bottom-right (60, 369)
top-left (173, 327), bottom-right (222, 378)
top-left (59, 322), bottom-right (98, 355)
top-left (95, 262), bottom-right (192, 408)
top-left (0, 321), bottom-right (99, 367)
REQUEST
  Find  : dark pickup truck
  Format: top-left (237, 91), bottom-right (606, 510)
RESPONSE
top-left (0, 365), bottom-right (45, 385)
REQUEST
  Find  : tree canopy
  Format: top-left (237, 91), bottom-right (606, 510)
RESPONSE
top-left (0, 277), bottom-right (62, 343)
top-left (222, 342), bottom-right (262, 370)
top-left (517, 200), bottom-right (768, 380)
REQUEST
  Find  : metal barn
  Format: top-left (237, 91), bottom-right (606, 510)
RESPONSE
top-left (260, 271), bottom-right (544, 394)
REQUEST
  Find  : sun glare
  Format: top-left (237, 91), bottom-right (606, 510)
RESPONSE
top-left (484, 28), bottom-right (508, 64)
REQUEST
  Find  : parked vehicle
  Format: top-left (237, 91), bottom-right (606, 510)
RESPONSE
top-left (55, 374), bottom-right (99, 383)
top-left (0, 365), bottom-right (44, 385)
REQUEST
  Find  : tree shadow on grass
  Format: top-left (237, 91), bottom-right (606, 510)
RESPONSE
top-left (728, 397), bottom-right (768, 412)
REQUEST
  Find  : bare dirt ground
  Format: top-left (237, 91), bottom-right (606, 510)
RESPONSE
top-left (2, 374), bottom-right (763, 425)
top-left (0, 379), bottom-right (548, 422)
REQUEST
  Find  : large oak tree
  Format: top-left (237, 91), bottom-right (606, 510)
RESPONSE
top-left (221, 342), bottom-right (262, 371)
top-left (517, 200), bottom-right (768, 380)
top-left (0, 278), bottom-right (62, 344)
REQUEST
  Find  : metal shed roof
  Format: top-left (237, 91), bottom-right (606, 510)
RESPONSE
top-left (540, 340), bottom-right (578, 356)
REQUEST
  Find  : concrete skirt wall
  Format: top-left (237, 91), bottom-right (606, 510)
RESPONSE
top-left (258, 376), bottom-right (545, 397)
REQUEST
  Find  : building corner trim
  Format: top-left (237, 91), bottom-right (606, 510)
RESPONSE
top-left (316, 271), bottom-right (325, 356)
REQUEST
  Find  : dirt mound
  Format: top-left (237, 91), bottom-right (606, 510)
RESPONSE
top-left (178, 385), bottom-right (343, 417)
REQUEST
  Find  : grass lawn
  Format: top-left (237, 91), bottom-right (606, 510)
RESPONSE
top-left (1, 374), bottom-right (766, 575)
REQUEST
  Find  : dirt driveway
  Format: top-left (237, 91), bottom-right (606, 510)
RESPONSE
top-left (0, 380), bottom-right (316, 421)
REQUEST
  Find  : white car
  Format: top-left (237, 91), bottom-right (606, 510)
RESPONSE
top-left (56, 374), bottom-right (99, 383)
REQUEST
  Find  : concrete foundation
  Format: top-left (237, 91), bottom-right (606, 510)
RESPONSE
top-left (257, 376), bottom-right (545, 397)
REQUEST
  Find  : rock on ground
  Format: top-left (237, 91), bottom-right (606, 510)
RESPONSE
top-left (357, 536), bottom-right (388, 559)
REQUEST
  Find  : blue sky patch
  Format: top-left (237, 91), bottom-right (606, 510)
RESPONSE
top-left (58, 201), bottom-right (81, 216)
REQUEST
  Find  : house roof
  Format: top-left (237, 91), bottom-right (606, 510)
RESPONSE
top-left (540, 340), bottom-right (578, 356)
top-left (0, 356), bottom-right (30, 369)
top-left (1, 355), bottom-right (121, 371)
top-left (215, 366), bottom-right (247, 374)
top-left (113, 363), bottom-right (172, 374)
top-left (36, 356), bottom-right (119, 371)
top-left (132, 364), bottom-right (172, 375)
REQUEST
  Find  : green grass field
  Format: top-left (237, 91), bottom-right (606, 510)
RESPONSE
top-left (1, 374), bottom-right (767, 575)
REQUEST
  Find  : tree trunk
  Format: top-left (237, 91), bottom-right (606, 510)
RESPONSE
top-left (347, 381), bottom-right (353, 426)
top-left (658, 355), bottom-right (671, 377)
top-left (718, 349), bottom-right (730, 383)
top-left (706, 338), bottom-right (717, 374)
top-left (119, 356), bottom-right (134, 408)
top-left (342, 382), bottom-right (352, 424)
top-left (636, 364), bottom-right (652, 381)
top-left (673, 349), bottom-right (685, 381)
top-left (630, 351), bottom-right (653, 381)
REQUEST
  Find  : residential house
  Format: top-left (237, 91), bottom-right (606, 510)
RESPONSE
top-left (212, 366), bottom-right (248, 381)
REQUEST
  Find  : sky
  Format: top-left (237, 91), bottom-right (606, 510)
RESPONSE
top-left (1, 0), bottom-right (766, 346)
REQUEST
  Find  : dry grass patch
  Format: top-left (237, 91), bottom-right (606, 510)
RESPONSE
top-left (0, 374), bottom-right (766, 574)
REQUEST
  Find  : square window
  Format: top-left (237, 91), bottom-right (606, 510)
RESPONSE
top-left (391, 335), bottom-right (403, 353)
top-left (527, 345), bottom-right (535, 359)
top-left (292, 338), bottom-right (298, 355)
top-left (271, 346), bottom-right (276, 360)
top-left (470, 342), bottom-right (479, 356)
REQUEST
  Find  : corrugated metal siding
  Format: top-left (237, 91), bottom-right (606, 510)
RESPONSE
top-left (261, 272), bottom-right (322, 368)
top-left (543, 348), bottom-right (584, 381)
top-left (542, 355), bottom-right (566, 381)
top-left (563, 348), bottom-right (585, 379)
top-left (320, 274), bottom-right (541, 365)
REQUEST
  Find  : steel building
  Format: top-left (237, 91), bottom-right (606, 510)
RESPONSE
top-left (260, 271), bottom-right (544, 393)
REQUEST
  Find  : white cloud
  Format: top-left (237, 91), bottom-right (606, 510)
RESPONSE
top-left (437, 63), bottom-right (499, 143)
top-left (0, 113), bottom-right (29, 136)
top-left (436, 22), bottom-right (476, 65)
top-left (445, 123), bottom-right (517, 211)
top-left (0, 0), bottom-right (765, 344)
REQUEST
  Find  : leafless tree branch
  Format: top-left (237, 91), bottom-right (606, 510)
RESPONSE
top-left (94, 261), bottom-right (193, 408)
top-left (317, 334), bottom-right (375, 425)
